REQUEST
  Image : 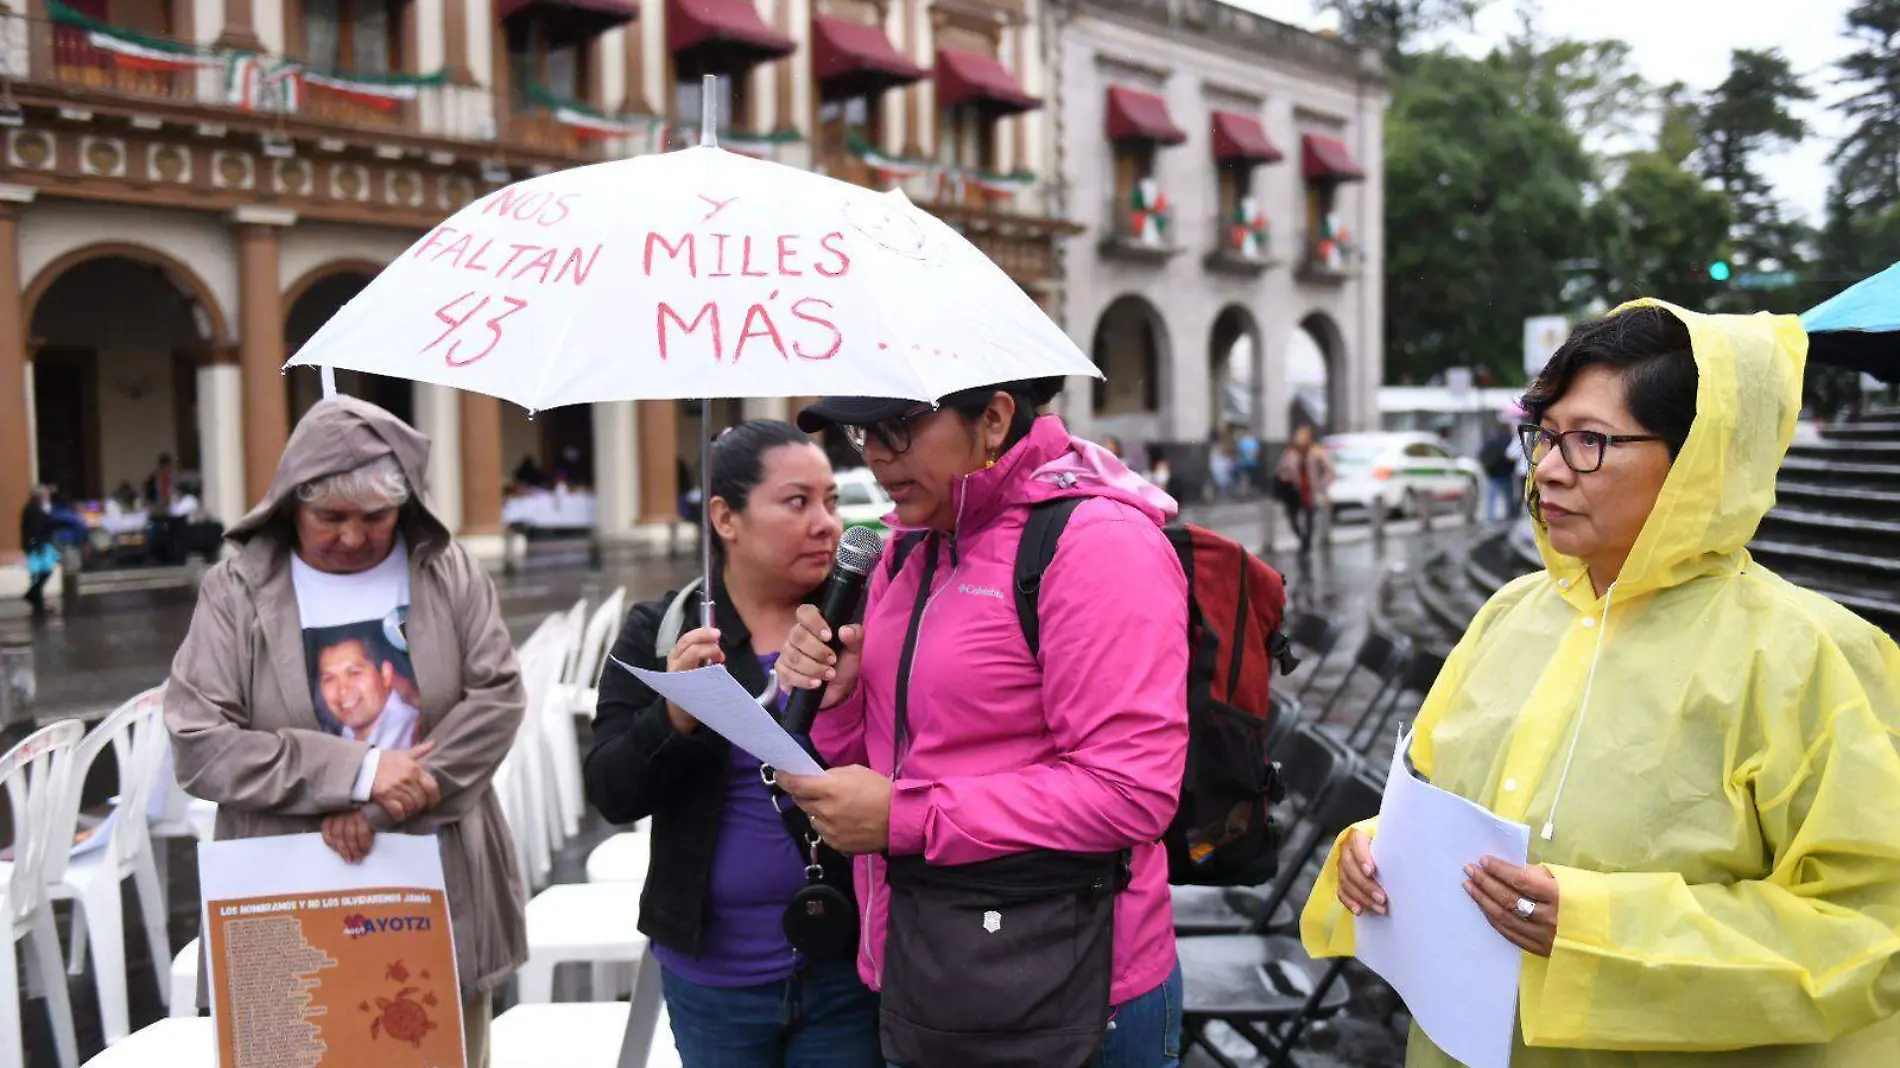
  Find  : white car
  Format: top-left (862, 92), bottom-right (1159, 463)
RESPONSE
top-left (835, 468), bottom-right (893, 533)
top-left (1321, 432), bottom-right (1483, 519)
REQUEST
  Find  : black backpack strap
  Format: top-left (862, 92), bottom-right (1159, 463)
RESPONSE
top-left (1014, 498), bottom-right (1085, 661)
top-left (886, 531), bottom-right (926, 580)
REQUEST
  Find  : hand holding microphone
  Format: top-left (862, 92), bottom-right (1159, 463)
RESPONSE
top-left (779, 526), bottom-right (883, 732)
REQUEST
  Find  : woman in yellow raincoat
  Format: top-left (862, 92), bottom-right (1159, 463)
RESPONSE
top-left (1302, 300), bottom-right (1900, 1065)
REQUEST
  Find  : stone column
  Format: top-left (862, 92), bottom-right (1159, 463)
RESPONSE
top-left (442, 0), bottom-right (472, 83)
top-left (233, 207), bottom-right (294, 509)
top-left (197, 352), bottom-right (247, 529)
top-left (213, 0), bottom-right (264, 52)
top-left (459, 391), bottom-right (504, 536)
top-left (741, 396), bottom-right (787, 422)
top-left (636, 399), bottom-right (678, 524)
top-left (592, 401), bottom-right (638, 538)
top-left (413, 383), bottom-right (464, 532)
top-left (0, 187), bottom-right (34, 562)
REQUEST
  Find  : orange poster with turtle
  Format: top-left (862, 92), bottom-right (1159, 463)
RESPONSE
top-left (199, 833), bottom-right (467, 1068)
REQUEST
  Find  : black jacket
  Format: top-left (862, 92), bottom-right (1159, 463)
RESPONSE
top-left (19, 502), bottom-right (51, 554)
top-left (584, 576), bottom-right (854, 958)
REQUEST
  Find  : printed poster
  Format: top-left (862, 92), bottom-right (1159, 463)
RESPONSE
top-left (199, 833), bottom-right (465, 1068)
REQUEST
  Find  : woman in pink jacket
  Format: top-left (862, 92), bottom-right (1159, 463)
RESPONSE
top-left (776, 377), bottom-right (1190, 1068)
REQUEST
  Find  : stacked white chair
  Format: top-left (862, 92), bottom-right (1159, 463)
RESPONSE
top-left (47, 686), bottom-right (175, 1044)
top-left (570, 586), bottom-right (627, 720)
top-left (544, 601), bottom-right (590, 841)
top-left (1, 720), bottom-right (84, 1068)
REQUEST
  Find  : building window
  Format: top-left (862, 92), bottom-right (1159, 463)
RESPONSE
top-left (1218, 163), bottom-right (1251, 224)
top-left (513, 34), bottom-right (590, 102)
top-left (939, 105), bottom-right (996, 172)
top-left (304, 0), bottom-right (399, 71)
top-left (817, 94), bottom-right (880, 174)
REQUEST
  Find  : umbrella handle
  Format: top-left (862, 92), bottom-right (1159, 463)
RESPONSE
top-left (700, 395), bottom-right (716, 632)
top-left (699, 74), bottom-right (718, 149)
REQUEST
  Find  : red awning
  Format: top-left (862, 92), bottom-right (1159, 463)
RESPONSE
top-left (667, 0), bottom-right (794, 60)
top-left (935, 47), bottom-right (1040, 116)
top-left (1302, 133), bottom-right (1365, 182)
top-left (811, 15), bottom-right (926, 96)
top-left (1105, 86), bottom-right (1186, 145)
top-left (1211, 110), bottom-right (1281, 164)
top-left (498, 0), bottom-right (637, 50)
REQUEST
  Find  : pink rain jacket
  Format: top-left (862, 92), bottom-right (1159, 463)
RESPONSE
top-left (812, 415), bottom-right (1190, 1006)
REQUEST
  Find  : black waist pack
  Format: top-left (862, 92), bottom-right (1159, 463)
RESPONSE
top-left (879, 849), bottom-right (1130, 1068)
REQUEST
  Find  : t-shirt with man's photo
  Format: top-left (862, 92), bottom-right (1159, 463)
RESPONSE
top-left (291, 538), bottom-right (422, 751)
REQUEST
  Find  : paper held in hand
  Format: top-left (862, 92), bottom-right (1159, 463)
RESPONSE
top-left (1353, 734), bottom-right (1530, 1068)
top-left (615, 659), bottom-right (826, 777)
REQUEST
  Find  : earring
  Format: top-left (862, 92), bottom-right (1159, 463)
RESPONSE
top-left (984, 449), bottom-right (999, 469)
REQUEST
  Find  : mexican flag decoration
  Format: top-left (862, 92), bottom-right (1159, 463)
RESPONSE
top-left (1230, 197), bottom-right (1268, 258)
top-left (971, 169), bottom-right (1035, 200)
top-left (528, 85), bottom-right (652, 141)
top-left (1317, 211), bottom-right (1352, 269)
top-left (846, 135), bottom-right (928, 182)
top-left (49, 0), bottom-right (220, 72)
top-left (296, 66), bottom-right (447, 111)
top-left (1130, 178), bottom-right (1170, 245)
top-left (228, 54), bottom-right (300, 112)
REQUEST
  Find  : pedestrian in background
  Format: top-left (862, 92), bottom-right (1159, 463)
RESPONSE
top-left (166, 396), bottom-right (527, 1065)
top-left (1274, 425), bottom-right (1333, 554)
top-left (19, 485), bottom-right (56, 619)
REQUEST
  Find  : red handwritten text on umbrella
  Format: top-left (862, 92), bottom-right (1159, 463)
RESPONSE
top-left (645, 221), bottom-right (851, 363)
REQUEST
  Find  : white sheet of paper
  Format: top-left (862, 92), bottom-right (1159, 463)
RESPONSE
top-left (620, 660), bottom-right (826, 777)
top-left (1354, 735), bottom-right (1530, 1068)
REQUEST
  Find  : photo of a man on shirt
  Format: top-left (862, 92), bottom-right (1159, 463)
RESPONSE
top-left (305, 619), bottom-right (420, 750)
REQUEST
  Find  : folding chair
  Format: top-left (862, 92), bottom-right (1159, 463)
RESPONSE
top-left (1173, 724), bottom-right (1357, 936)
top-left (1315, 628), bottom-right (1412, 744)
top-left (1, 721), bottom-right (84, 1068)
top-left (1178, 760), bottom-right (1386, 1068)
top-left (1286, 613), bottom-right (1343, 698)
top-left (1344, 647), bottom-right (1447, 755)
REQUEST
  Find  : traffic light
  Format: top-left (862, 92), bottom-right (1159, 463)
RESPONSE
top-left (1708, 260), bottom-right (1732, 282)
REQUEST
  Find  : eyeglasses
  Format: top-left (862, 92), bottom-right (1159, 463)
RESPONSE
top-left (843, 405), bottom-right (938, 457)
top-left (1517, 423), bottom-right (1664, 474)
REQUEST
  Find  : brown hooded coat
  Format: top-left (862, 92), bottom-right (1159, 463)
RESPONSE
top-left (164, 395), bottom-right (528, 995)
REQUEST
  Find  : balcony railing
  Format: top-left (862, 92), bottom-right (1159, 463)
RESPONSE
top-left (1204, 211), bottom-right (1274, 276)
top-left (1298, 229), bottom-right (1361, 283)
top-left (1100, 193), bottom-right (1180, 264)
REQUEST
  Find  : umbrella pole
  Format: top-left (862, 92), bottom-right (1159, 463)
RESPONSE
top-left (320, 366), bottom-right (336, 398)
top-left (700, 74), bottom-right (718, 148)
top-left (700, 398), bottom-right (716, 630)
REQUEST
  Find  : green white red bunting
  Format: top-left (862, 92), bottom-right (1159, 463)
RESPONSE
top-left (83, 32), bottom-right (221, 72)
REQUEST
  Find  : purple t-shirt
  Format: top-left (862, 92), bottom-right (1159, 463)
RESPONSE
top-left (651, 653), bottom-right (809, 988)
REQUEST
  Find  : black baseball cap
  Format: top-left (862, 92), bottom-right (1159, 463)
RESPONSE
top-left (796, 377), bottom-right (1066, 433)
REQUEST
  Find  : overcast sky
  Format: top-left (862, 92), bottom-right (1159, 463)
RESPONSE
top-left (1230, 0), bottom-right (1855, 222)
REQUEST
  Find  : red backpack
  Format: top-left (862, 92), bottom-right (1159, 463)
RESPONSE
top-left (889, 497), bottom-right (1296, 886)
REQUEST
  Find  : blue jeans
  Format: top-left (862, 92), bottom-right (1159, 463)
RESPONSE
top-left (884, 959), bottom-right (1183, 1068)
top-left (663, 958), bottom-right (883, 1068)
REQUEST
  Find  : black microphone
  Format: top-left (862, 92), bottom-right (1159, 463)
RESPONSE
top-left (782, 525), bottom-right (885, 735)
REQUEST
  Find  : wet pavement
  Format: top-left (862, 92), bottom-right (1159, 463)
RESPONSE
top-left (8, 503), bottom-right (1472, 1066)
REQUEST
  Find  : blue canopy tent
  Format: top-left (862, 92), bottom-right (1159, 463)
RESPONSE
top-left (1803, 262), bottom-right (1900, 383)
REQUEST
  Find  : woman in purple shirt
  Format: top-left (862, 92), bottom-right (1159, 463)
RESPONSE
top-left (587, 420), bottom-right (879, 1067)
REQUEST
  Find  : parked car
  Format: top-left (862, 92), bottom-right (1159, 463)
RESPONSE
top-left (836, 467), bottom-right (893, 534)
top-left (1322, 432), bottom-right (1483, 519)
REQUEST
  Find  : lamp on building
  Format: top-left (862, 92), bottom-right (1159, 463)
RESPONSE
top-left (260, 132), bottom-right (295, 159)
top-left (480, 159), bottom-right (512, 185)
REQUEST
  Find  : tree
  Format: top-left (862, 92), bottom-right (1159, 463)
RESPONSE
top-left (1382, 50), bottom-right (1591, 384)
top-left (1695, 49), bottom-right (1813, 286)
top-left (1316, 0), bottom-right (1486, 73)
top-left (1585, 152), bottom-right (1733, 309)
top-left (1824, 0), bottom-right (1900, 276)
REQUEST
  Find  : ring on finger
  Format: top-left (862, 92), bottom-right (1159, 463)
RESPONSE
top-left (1513, 896), bottom-right (1537, 921)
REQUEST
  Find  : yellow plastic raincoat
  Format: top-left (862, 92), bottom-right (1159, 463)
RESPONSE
top-left (1301, 300), bottom-right (1900, 1066)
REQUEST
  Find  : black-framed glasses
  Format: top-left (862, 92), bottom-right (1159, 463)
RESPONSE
top-left (843, 405), bottom-right (938, 456)
top-left (1517, 423), bottom-right (1664, 474)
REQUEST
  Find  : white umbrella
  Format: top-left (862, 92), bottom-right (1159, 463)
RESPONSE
top-left (287, 83), bottom-right (1098, 625)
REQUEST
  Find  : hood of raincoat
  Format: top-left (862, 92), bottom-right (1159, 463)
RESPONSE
top-left (1301, 302), bottom-right (1900, 1065)
top-left (1532, 298), bottom-right (1807, 606)
top-left (227, 395), bottom-right (452, 560)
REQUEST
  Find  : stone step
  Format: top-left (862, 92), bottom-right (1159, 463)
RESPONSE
top-left (1823, 423), bottom-right (1900, 442)
top-left (1775, 455), bottom-right (1900, 493)
top-left (1757, 507), bottom-right (1900, 560)
top-left (1774, 482), bottom-right (1900, 522)
top-left (1786, 438), bottom-right (1900, 466)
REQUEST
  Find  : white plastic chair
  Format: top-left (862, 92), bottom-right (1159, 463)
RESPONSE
top-left (516, 877), bottom-right (646, 1002)
top-left (78, 1016), bottom-right (212, 1066)
top-left (509, 619), bottom-right (565, 888)
top-left (584, 825), bottom-right (651, 885)
top-left (167, 939), bottom-right (199, 1018)
top-left (51, 686), bottom-right (175, 1043)
top-left (543, 600), bottom-right (590, 840)
top-left (1, 719), bottom-right (84, 1068)
top-left (571, 586), bottom-right (627, 719)
top-left (491, 1000), bottom-right (681, 1068)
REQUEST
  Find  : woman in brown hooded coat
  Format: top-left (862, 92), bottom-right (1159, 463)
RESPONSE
top-left (165, 395), bottom-right (528, 1063)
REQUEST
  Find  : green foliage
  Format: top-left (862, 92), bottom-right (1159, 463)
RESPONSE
top-left (1823, 0), bottom-right (1900, 279)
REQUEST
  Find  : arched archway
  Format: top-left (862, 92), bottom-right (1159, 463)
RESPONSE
top-left (1291, 311), bottom-right (1347, 434)
top-left (284, 264), bottom-right (415, 427)
top-left (1209, 305), bottom-right (1262, 434)
top-left (1088, 295), bottom-right (1169, 464)
top-left (25, 248), bottom-right (226, 509)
